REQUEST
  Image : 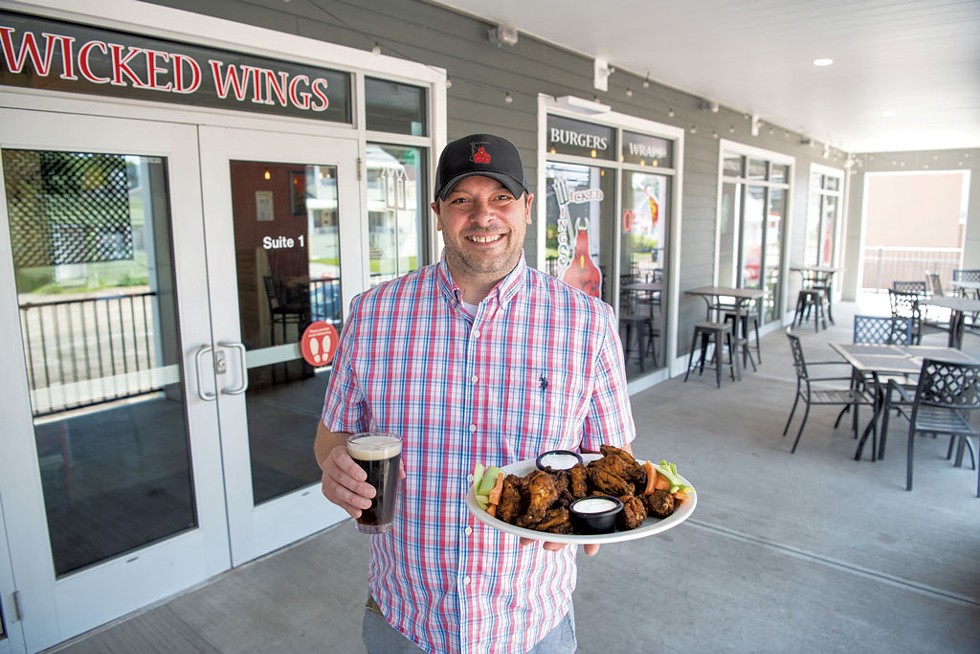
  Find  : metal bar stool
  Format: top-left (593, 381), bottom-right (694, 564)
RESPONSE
top-left (723, 310), bottom-right (761, 369)
top-left (792, 289), bottom-right (826, 332)
top-left (683, 321), bottom-right (735, 388)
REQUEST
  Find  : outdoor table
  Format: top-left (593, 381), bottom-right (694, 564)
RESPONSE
top-left (622, 281), bottom-right (662, 310)
top-left (829, 343), bottom-right (979, 461)
top-left (921, 295), bottom-right (980, 349)
top-left (950, 280), bottom-right (980, 299)
top-left (685, 286), bottom-right (764, 381)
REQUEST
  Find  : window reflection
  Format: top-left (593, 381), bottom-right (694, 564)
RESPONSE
top-left (366, 144), bottom-right (427, 286)
top-left (2, 149), bottom-right (195, 576)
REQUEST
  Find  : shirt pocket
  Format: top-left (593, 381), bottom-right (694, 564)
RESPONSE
top-left (499, 368), bottom-right (585, 460)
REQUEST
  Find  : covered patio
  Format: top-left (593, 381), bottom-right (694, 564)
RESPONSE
top-left (51, 295), bottom-right (980, 654)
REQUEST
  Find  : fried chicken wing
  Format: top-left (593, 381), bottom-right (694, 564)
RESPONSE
top-left (497, 474), bottom-right (527, 525)
top-left (586, 462), bottom-right (633, 497)
top-left (616, 494), bottom-right (647, 530)
top-left (599, 444), bottom-right (647, 488)
top-left (644, 489), bottom-right (676, 519)
top-left (536, 507), bottom-right (572, 534)
top-left (524, 469), bottom-right (558, 522)
top-left (567, 463), bottom-right (588, 499)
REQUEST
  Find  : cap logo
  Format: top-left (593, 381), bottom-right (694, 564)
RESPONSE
top-left (471, 145), bottom-right (492, 164)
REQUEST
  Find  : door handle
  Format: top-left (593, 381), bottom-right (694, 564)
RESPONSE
top-left (194, 345), bottom-right (217, 401)
top-left (218, 341), bottom-right (249, 395)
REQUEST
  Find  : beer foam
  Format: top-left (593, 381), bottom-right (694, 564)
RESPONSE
top-left (348, 434), bottom-right (402, 460)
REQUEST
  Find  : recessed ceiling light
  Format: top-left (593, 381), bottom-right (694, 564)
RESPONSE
top-left (812, 58), bottom-right (834, 67)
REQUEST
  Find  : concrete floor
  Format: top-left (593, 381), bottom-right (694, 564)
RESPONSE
top-left (48, 297), bottom-right (980, 653)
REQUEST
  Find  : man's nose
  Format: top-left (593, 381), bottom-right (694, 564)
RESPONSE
top-left (468, 198), bottom-right (496, 223)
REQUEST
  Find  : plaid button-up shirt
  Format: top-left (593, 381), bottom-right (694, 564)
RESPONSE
top-left (321, 255), bottom-right (635, 653)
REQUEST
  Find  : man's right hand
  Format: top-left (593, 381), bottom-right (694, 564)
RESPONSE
top-left (318, 443), bottom-right (375, 520)
top-left (314, 423), bottom-right (378, 519)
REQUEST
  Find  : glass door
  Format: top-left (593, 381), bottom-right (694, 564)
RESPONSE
top-left (197, 127), bottom-right (358, 565)
top-left (0, 109), bottom-right (229, 651)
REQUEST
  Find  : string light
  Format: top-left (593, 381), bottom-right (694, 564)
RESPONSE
top-left (445, 76), bottom-right (452, 88)
top-left (625, 88), bottom-right (633, 97)
top-left (504, 92), bottom-right (513, 104)
top-left (689, 126), bottom-right (697, 134)
top-left (642, 72), bottom-right (650, 88)
top-left (668, 108), bottom-right (674, 118)
top-left (371, 42), bottom-right (381, 55)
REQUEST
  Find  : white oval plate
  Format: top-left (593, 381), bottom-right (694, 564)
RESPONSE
top-left (465, 454), bottom-right (697, 545)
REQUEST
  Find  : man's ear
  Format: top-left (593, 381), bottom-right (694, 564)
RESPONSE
top-left (431, 201), bottom-right (443, 231)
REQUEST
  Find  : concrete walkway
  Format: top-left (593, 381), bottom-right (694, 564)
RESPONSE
top-left (49, 297), bottom-right (980, 653)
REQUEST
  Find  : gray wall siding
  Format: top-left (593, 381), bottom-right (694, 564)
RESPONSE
top-left (142, 0), bottom-right (906, 358)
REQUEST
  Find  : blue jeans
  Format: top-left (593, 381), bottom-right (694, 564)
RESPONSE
top-left (362, 599), bottom-right (577, 653)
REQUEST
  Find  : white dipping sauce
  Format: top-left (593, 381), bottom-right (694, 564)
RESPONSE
top-left (540, 453), bottom-right (580, 469)
top-left (573, 498), bottom-right (618, 514)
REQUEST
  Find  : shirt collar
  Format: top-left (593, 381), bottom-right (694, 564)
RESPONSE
top-left (437, 252), bottom-right (528, 311)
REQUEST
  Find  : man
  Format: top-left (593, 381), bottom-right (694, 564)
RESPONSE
top-left (316, 133), bottom-right (635, 653)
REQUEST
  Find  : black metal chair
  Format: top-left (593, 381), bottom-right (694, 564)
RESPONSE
top-left (618, 289), bottom-right (658, 371)
top-left (853, 315), bottom-right (913, 346)
top-left (782, 329), bottom-right (874, 454)
top-left (848, 315), bottom-right (915, 458)
top-left (898, 358), bottom-right (980, 497)
top-left (952, 269), bottom-right (980, 329)
top-left (263, 274), bottom-right (308, 345)
top-left (952, 269), bottom-right (980, 283)
top-left (892, 280), bottom-right (927, 294)
top-left (888, 289), bottom-right (925, 344)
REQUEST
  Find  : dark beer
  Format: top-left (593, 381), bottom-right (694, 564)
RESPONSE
top-left (347, 433), bottom-right (402, 534)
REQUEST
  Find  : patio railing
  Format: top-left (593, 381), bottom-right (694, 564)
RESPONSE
top-left (861, 246), bottom-right (963, 293)
top-left (19, 292), bottom-right (161, 417)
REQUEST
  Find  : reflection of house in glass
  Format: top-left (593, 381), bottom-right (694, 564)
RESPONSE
top-left (304, 165), bottom-right (340, 283)
top-left (365, 144), bottom-right (423, 285)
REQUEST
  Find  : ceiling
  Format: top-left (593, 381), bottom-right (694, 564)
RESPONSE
top-left (433, 0), bottom-right (980, 154)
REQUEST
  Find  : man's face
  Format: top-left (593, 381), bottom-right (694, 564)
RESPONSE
top-left (432, 175), bottom-right (533, 286)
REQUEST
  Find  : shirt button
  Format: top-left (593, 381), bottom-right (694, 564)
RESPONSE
top-left (465, 526), bottom-right (473, 536)
top-left (473, 329), bottom-right (481, 338)
top-left (471, 374), bottom-right (479, 383)
top-left (469, 424), bottom-right (477, 433)
top-left (463, 576), bottom-right (471, 585)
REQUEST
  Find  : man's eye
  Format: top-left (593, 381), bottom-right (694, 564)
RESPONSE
top-left (450, 197), bottom-right (470, 204)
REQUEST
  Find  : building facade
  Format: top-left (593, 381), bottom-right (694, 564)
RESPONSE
top-left (0, 0), bottom-right (977, 650)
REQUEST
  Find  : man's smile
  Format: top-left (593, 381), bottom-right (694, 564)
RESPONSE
top-left (467, 234), bottom-right (505, 244)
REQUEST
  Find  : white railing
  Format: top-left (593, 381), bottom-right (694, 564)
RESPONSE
top-left (861, 246), bottom-right (963, 292)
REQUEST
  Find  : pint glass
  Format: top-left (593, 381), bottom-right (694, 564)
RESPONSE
top-left (346, 432), bottom-right (402, 534)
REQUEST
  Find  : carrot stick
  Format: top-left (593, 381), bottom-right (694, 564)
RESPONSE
top-left (487, 472), bottom-right (505, 506)
top-left (643, 461), bottom-right (658, 495)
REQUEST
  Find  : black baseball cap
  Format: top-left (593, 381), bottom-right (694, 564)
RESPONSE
top-left (434, 133), bottom-right (529, 201)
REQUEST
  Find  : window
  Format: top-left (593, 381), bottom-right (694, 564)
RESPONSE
top-left (543, 107), bottom-right (681, 380)
top-left (806, 166), bottom-right (844, 268)
top-left (366, 143), bottom-right (427, 284)
top-left (365, 78), bottom-right (427, 136)
top-left (719, 146), bottom-right (793, 323)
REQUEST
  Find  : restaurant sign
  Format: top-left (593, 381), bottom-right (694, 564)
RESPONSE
top-left (547, 115), bottom-right (615, 161)
top-left (0, 10), bottom-right (352, 123)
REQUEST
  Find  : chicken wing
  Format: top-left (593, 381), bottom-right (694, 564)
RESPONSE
top-left (524, 469), bottom-right (558, 522)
